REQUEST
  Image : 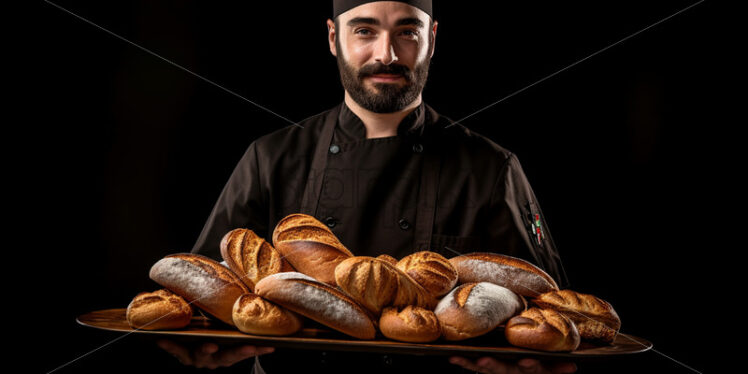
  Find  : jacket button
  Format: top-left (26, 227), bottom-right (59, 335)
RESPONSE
top-left (412, 143), bottom-right (424, 153)
top-left (329, 144), bottom-right (340, 154)
top-left (398, 218), bottom-right (411, 230)
top-left (382, 354), bottom-right (393, 366)
top-left (325, 216), bottom-right (337, 228)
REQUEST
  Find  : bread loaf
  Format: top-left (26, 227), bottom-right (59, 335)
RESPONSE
top-left (149, 253), bottom-right (250, 326)
top-left (449, 252), bottom-right (558, 297)
top-left (220, 228), bottom-right (293, 291)
top-left (379, 306), bottom-right (441, 343)
top-left (376, 254), bottom-right (398, 265)
top-left (232, 293), bottom-right (303, 336)
top-left (435, 282), bottom-right (524, 341)
top-left (272, 214), bottom-right (353, 285)
top-left (396, 251), bottom-right (458, 297)
top-left (334, 256), bottom-right (437, 316)
top-left (505, 307), bottom-right (580, 351)
top-left (533, 289), bottom-right (621, 344)
top-left (126, 289), bottom-right (193, 330)
top-left (254, 272), bottom-right (376, 340)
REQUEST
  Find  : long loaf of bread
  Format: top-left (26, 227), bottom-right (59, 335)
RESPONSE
top-left (449, 252), bottom-right (558, 297)
top-left (533, 289), bottom-right (621, 344)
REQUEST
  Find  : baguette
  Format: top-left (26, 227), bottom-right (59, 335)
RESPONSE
top-left (505, 307), bottom-right (580, 352)
top-left (126, 289), bottom-right (193, 330)
top-left (533, 289), bottom-right (621, 344)
top-left (149, 253), bottom-right (250, 326)
top-left (449, 252), bottom-right (558, 297)
top-left (220, 228), bottom-right (293, 291)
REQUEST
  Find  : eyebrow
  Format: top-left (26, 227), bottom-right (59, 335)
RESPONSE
top-left (346, 17), bottom-right (425, 28)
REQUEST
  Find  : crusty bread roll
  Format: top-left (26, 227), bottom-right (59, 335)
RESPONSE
top-left (334, 256), bottom-right (437, 316)
top-left (126, 289), bottom-right (193, 330)
top-left (232, 293), bottom-right (303, 336)
top-left (396, 251), bottom-right (458, 297)
top-left (379, 306), bottom-right (441, 343)
top-left (505, 307), bottom-right (580, 351)
top-left (271, 214), bottom-right (353, 285)
top-left (254, 272), bottom-right (376, 340)
top-left (376, 254), bottom-right (398, 265)
top-left (449, 252), bottom-right (558, 297)
top-left (435, 282), bottom-right (524, 341)
top-left (220, 228), bottom-right (293, 291)
top-left (533, 289), bottom-right (621, 344)
top-left (149, 253), bottom-right (250, 326)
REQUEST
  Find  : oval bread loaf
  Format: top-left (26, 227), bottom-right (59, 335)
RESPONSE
top-left (220, 228), bottom-right (293, 291)
top-left (533, 289), bottom-right (621, 344)
top-left (232, 293), bottom-right (303, 336)
top-left (449, 252), bottom-right (558, 297)
top-left (505, 307), bottom-right (580, 352)
top-left (126, 289), bottom-right (193, 330)
top-left (396, 251), bottom-right (458, 297)
top-left (379, 306), bottom-right (441, 343)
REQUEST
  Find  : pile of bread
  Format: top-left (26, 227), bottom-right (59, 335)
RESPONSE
top-left (127, 213), bottom-right (621, 352)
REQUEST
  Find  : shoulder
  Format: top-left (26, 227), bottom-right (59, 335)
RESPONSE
top-left (251, 104), bottom-right (338, 156)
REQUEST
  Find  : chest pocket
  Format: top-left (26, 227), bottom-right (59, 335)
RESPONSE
top-left (429, 234), bottom-right (482, 258)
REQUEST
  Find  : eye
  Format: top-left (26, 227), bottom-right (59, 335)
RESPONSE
top-left (401, 29), bottom-right (420, 38)
top-left (355, 28), bottom-right (373, 36)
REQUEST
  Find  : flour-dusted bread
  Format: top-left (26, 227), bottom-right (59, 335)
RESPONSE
top-left (149, 253), bottom-right (250, 326)
top-left (254, 272), bottom-right (376, 340)
top-left (449, 252), bottom-right (558, 297)
top-left (126, 289), bottom-right (193, 330)
top-left (272, 214), bottom-right (353, 285)
top-left (379, 306), bottom-right (441, 343)
top-left (435, 282), bottom-right (524, 341)
top-left (396, 251), bottom-right (458, 297)
top-left (533, 289), bottom-right (621, 344)
top-left (220, 228), bottom-right (293, 291)
top-left (505, 307), bottom-right (580, 352)
top-left (232, 293), bottom-right (303, 336)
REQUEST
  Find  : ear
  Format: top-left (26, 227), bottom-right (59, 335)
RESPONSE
top-left (429, 20), bottom-right (438, 59)
top-left (327, 19), bottom-right (337, 57)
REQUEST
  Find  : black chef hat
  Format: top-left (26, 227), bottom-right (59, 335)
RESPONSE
top-left (333, 0), bottom-right (433, 19)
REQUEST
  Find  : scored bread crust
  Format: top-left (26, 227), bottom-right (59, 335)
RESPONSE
top-left (435, 282), bottom-right (524, 341)
top-left (254, 272), bottom-right (376, 340)
top-left (149, 253), bottom-right (250, 326)
top-left (126, 289), bottom-right (193, 330)
top-left (449, 252), bottom-right (558, 297)
top-left (334, 256), bottom-right (437, 316)
top-left (379, 306), bottom-right (441, 343)
top-left (220, 228), bottom-right (293, 291)
top-left (396, 251), bottom-right (458, 297)
top-left (272, 214), bottom-right (353, 285)
top-left (505, 307), bottom-right (581, 352)
top-left (532, 289), bottom-right (621, 344)
top-left (232, 293), bottom-right (303, 336)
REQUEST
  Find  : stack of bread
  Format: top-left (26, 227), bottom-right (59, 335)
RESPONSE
top-left (126, 213), bottom-right (621, 352)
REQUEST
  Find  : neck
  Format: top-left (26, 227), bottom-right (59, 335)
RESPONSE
top-left (344, 91), bottom-right (422, 139)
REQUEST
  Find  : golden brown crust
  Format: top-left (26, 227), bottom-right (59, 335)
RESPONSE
top-left (232, 293), bottom-right (303, 336)
top-left (449, 252), bottom-right (558, 297)
top-left (532, 289), bottom-right (621, 343)
top-left (271, 214), bottom-right (352, 285)
top-left (126, 289), bottom-right (193, 330)
top-left (376, 254), bottom-right (398, 265)
top-left (505, 308), bottom-right (580, 351)
top-left (396, 251), bottom-right (458, 297)
top-left (334, 256), bottom-right (437, 316)
top-left (379, 306), bottom-right (441, 343)
top-left (220, 228), bottom-right (293, 291)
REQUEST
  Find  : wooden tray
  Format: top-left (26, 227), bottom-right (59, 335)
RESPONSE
top-left (78, 309), bottom-right (652, 359)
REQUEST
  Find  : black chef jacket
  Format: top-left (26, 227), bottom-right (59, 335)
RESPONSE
top-left (190, 100), bottom-right (569, 373)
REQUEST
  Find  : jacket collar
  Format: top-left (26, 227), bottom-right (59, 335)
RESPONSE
top-left (336, 100), bottom-right (430, 141)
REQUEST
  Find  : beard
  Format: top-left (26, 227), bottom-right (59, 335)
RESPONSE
top-left (336, 41), bottom-right (431, 113)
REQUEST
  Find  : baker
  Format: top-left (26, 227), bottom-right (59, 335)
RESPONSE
top-left (157, 1), bottom-right (575, 373)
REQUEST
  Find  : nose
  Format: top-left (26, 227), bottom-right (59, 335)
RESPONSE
top-left (373, 32), bottom-right (399, 65)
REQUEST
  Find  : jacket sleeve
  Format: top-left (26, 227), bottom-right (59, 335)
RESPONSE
top-left (190, 141), bottom-right (269, 261)
top-left (484, 153), bottom-right (570, 288)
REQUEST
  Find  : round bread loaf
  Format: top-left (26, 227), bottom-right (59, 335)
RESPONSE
top-left (396, 251), bottom-right (458, 297)
top-left (220, 228), bottom-right (293, 291)
top-left (232, 293), bottom-right (303, 336)
top-left (379, 306), bottom-right (441, 343)
top-left (254, 272), bottom-right (376, 340)
top-left (435, 282), bottom-right (524, 341)
top-left (449, 252), bottom-right (558, 297)
top-left (126, 289), bottom-right (193, 330)
top-left (149, 253), bottom-right (250, 326)
top-left (272, 214), bottom-right (353, 285)
top-left (533, 289), bottom-right (621, 344)
top-left (376, 254), bottom-right (398, 265)
top-left (505, 307), bottom-right (580, 352)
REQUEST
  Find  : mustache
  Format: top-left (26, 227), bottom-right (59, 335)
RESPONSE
top-left (358, 63), bottom-right (411, 79)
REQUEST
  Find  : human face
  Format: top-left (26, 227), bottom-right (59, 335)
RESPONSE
top-left (328, 2), bottom-right (437, 113)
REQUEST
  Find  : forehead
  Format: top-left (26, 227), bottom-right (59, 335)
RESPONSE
top-left (339, 1), bottom-right (430, 27)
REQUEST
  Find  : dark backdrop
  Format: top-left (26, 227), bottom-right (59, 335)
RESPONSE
top-left (26, 1), bottom-right (730, 373)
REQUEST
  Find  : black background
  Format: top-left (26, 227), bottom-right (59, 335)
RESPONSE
top-left (24, 0), bottom-right (730, 372)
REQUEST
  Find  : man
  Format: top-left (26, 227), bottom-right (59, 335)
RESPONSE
top-left (158, 1), bottom-right (575, 373)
